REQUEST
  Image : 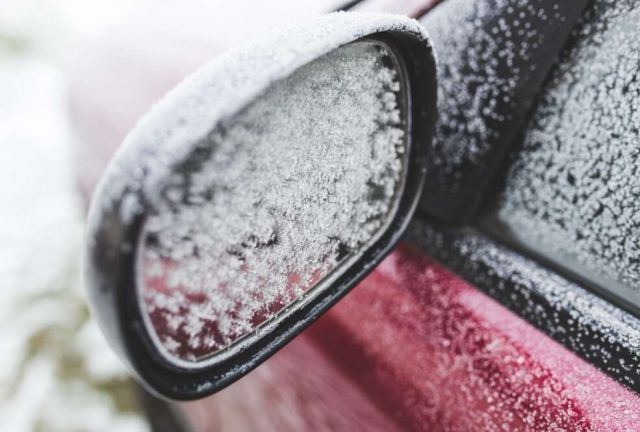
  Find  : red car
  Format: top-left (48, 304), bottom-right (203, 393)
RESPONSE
top-left (73, 0), bottom-right (640, 430)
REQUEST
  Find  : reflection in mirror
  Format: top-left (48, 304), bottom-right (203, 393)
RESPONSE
top-left (138, 40), bottom-right (409, 365)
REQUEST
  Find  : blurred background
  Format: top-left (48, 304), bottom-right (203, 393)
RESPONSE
top-left (0, 0), bottom-right (358, 430)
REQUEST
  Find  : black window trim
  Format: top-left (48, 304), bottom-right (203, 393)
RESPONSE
top-left (408, 217), bottom-right (640, 393)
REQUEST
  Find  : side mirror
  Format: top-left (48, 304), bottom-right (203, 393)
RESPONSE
top-left (84, 12), bottom-right (436, 400)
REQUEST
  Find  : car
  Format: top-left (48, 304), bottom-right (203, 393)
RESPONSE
top-left (71, 0), bottom-right (640, 430)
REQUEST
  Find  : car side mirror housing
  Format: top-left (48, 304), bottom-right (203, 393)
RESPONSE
top-left (84, 12), bottom-right (436, 400)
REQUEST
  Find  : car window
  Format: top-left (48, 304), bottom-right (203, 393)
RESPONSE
top-left (485, 0), bottom-right (640, 312)
top-left (418, 0), bottom-right (587, 223)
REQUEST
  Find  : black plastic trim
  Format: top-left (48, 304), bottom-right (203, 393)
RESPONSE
top-left (333, 0), bottom-right (366, 12)
top-left (479, 215), bottom-right (640, 322)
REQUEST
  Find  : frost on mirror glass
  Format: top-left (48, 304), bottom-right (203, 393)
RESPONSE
top-left (137, 40), bottom-right (407, 363)
top-left (496, 1), bottom-right (640, 299)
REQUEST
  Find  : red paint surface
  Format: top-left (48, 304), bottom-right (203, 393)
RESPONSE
top-left (186, 245), bottom-right (640, 431)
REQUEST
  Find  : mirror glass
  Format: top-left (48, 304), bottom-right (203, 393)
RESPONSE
top-left (137, 39), bottom-right (409, 365)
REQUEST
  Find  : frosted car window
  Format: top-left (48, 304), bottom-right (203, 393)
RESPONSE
top-left (418, 0), bottom-right (587, 222)
top-left (492, 0), bottom-right (640, 309)
top-left (137, 40), bottom-right (408, 364)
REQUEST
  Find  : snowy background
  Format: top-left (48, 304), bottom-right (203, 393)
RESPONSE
top-left (0, 0), bottom-right (340, 430)
top-left (0, 1), bottom-right (151, 430)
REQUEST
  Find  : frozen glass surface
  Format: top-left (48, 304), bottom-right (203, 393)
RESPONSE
top-left (137, 40), bottom-right (408, 364)
top-left (496, 1), bottom-right (640, 301)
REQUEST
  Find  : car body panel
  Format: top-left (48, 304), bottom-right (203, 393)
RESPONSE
top-left (183, 245), bottom-right (640, 431)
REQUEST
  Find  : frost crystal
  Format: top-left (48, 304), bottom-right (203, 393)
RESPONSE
top-left (496, 0), bottom-right (640, 295)
top-left (420, 0), bottom-right (572, 189)
top-left (139, 41), bottom-right (406, 363)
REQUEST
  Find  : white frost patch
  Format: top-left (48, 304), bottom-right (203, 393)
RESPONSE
top-left (139, 40), bottom-right (407, 362)
top-left (87, 12), bottom-right (428, 224)
top-left (497, 0), bottom-right (640, 293)
top-left (420, 0), bottom-right (556, 185)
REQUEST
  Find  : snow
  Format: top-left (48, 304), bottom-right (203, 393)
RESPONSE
top-left (0, 0), bottom-right (157, 428)
top-left (139, 40), bottom-right (407, 363)
top-left (496, 0), bottom-right (640, 295)
top-left (0, 59), bottom-right (149, 432)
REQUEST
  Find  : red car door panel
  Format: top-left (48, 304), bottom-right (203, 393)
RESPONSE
top-left (183, 245), bottom-right (640, 431)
